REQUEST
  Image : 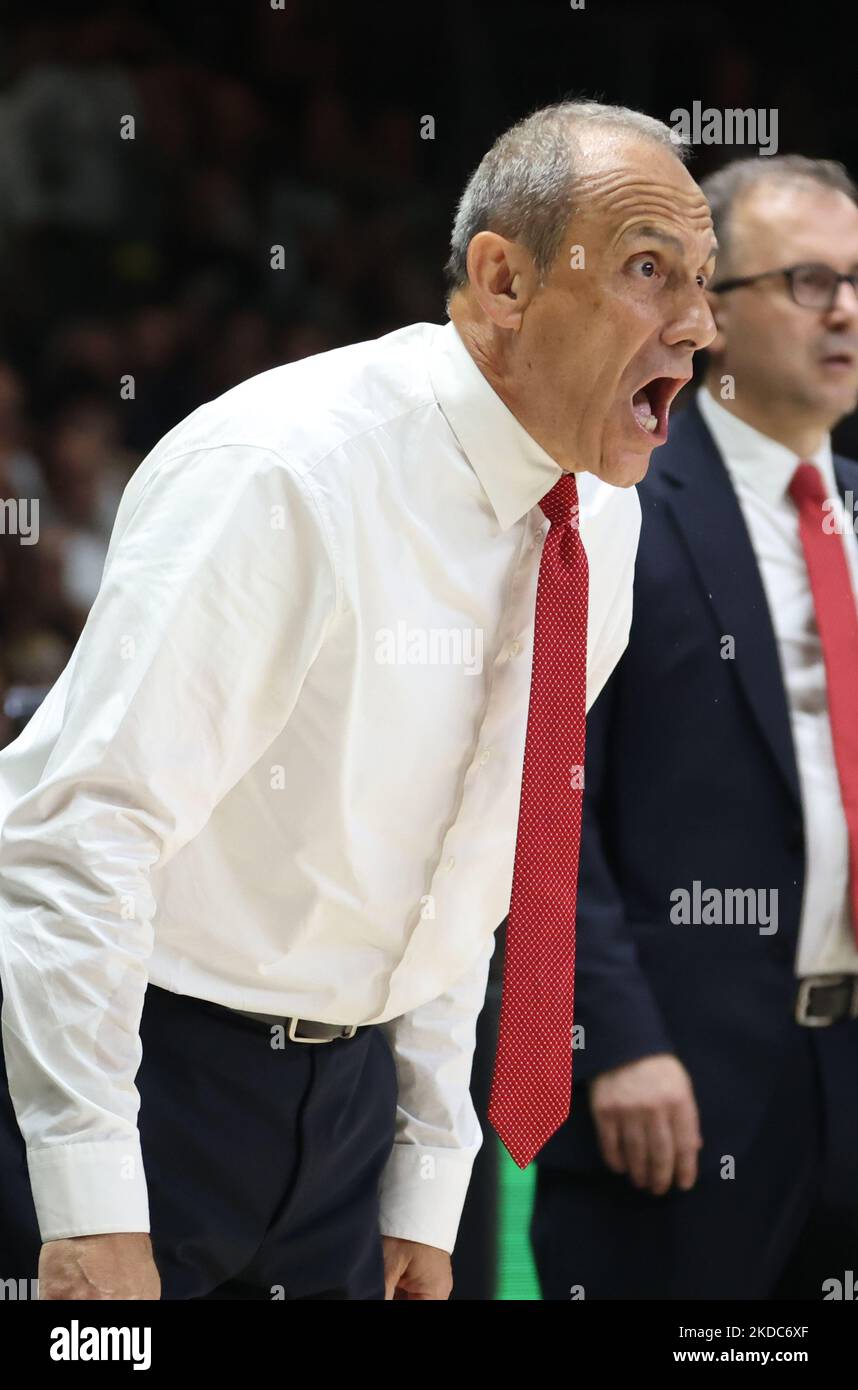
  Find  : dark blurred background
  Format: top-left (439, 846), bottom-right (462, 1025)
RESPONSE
top-left (0, 0), bottom-right (856, 743)
top-left (0, 0), bottom-right (854, 1297)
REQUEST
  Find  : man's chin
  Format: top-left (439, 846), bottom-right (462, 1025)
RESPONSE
top-left (597, 444), bottom-right (654, 487)
top-left (820, 384), bottom-right (858, 423)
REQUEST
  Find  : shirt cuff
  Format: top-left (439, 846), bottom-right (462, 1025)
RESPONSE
top-left (378, 1140), bottom-right (477, 1255)
top-left (27, 1137), bottom-right (150, 1242)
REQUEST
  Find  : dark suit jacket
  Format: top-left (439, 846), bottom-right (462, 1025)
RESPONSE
top-left (537, 397), bottom-right (858, 1175)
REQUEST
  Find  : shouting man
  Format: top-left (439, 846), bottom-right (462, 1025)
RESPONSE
top-left (0, 99), bottom-right (715, 1301)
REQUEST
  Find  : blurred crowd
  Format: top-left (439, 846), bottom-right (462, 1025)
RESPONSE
top-left (1, 2), bottom-right (857, 751)
top-left (0, 3), bottom-right (450, 747)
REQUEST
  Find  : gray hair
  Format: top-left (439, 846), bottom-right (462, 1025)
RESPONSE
top-left (701, 156), bottom-right (858, 279)
top-left (443, 99), bottom-right (689, 306)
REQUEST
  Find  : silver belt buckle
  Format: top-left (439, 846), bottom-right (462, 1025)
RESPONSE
top-left (795, 978), bottom-right (830, 1026)
top-left (794, 975), bottom-right (858, 1027)
top-left (287, 1016), bottom-right (357, 1043)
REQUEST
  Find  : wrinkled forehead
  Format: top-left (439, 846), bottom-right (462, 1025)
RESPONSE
top-left (568, 137), bottom-right (713, 249)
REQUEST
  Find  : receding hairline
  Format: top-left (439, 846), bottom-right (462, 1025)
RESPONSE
top-left (700, 156), bottom-right (858, 280)
top-left (728, 178), bottom-right (856, 275)
top-left (443, 99), bottom-right (691, 305)
top-left (735, 173), bottom-right (857, 218)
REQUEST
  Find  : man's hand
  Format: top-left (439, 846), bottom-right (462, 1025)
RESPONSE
top-left (38, 1233), bottom-right (161, 1300)
top-left (382, 1236), bottom-right (453, 1300)
top-left (589, 1053), bottom-right (702, 1195)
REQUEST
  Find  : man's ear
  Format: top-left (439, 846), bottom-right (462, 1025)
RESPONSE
top-left (465, 232), bottom-right (538, 330)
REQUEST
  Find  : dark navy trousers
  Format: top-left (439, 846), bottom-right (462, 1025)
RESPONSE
top-left (0, 982), bottom-right (399, 1299)
top-left (531, 1017), bottom-right (858, 1300)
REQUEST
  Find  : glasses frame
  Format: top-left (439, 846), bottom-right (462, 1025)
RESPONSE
top-left (710, 262), bottom-right (858, 312)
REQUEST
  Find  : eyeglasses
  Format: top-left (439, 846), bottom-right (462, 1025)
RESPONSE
top-left (710, 262), bottom-right (858, 312)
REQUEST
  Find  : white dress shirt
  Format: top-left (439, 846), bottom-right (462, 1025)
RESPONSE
top-left (697, 385), bottom-right (858, 978)
top-left (0, 318), bottom-right (640, 1252)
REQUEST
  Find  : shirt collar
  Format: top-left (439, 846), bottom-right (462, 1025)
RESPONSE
top-left (696, 383), bottom-right (835, 504)
top-left (427, 319), bottom-right (564, 531)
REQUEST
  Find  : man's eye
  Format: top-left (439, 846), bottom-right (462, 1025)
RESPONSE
top-left (635, 259), bottom-right (658, 278)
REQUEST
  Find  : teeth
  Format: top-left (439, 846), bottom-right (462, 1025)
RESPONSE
top-left (643, 415), bottom-right (658, 432)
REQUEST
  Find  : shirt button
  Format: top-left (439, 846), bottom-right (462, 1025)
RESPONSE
top-left (446, 855), bottom-right (456, 871)
top-left (479, 748), bottom-right (492, 764)
top-left (509, 640), bottom-right (522, 657)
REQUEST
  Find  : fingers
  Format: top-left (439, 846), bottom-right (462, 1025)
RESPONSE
top-left (641, 1108), bottom-right (675, 1194)
top-left (671, 1093), bottom-right (703, 1191)
top-left (619, 1113), bottom-right (650, 1188)
top-left (383, 1254), bottom-right (405, 1300)
top-left (596, 1109), bottom-right (625, 1174)
top-left (594, 1094), bottom-right (702, 1194)
top-left (595, 1107), bottom-right (667, 1190)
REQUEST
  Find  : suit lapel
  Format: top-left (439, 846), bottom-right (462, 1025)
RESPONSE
top-left (654, 401), bottom-right (802, 812)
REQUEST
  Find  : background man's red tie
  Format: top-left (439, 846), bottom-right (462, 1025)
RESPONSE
top-left (789, 460), bottom-right (858, 945)
top-left (488, 470), bottom-right (589, 1167)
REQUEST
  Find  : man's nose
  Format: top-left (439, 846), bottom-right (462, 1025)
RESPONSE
top-left (826, 278), bottom-right (858, 324)
top-left (665, 296), bottom-right (717, 353)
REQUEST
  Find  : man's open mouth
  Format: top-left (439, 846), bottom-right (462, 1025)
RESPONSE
top-left (629, 376), bottom-right (688, 445)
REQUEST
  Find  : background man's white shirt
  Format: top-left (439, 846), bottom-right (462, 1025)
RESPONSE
top-left (0, 319), bottom-right (640, 1252)
top-left (698, 384), bottom-right (858, 977)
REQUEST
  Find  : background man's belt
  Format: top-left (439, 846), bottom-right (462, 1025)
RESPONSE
top-left (229, 1007), bottom-right (359, 1043)
top-left (795, 974), bottom-right (858, 1026)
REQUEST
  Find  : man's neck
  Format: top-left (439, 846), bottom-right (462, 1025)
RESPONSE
top-left (451, 307), bottom-right (574, 470)
top-left (702, 377), bottom-right (828, 458)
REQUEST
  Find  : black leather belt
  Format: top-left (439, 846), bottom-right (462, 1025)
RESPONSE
top-left (794, 975), bottom-right (858, 1026)
top-left (228, 1007), bottom-right (359, 1043)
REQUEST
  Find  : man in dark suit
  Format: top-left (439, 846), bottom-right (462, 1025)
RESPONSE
top-left (531, 155), bottom-right (858, 1300)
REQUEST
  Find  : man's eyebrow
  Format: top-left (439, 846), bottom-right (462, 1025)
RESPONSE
top-left (621, 224), bottom-right (719, 264)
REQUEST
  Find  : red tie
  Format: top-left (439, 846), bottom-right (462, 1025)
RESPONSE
top-left (488, 470), bottom-right (589, 1167)
top-left (789, 460), bottom-right (858, 946)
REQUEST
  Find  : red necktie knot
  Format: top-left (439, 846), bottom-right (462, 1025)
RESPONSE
top-left (788, 459), bottom-right (827, 510)
top-left (539, 471), bottom-right (579, 530)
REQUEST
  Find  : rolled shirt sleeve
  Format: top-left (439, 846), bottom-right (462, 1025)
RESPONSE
top-left (377, 931), bottom-right (496, 1255)
top-left (0, 444), bottom-right (337, 1241)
